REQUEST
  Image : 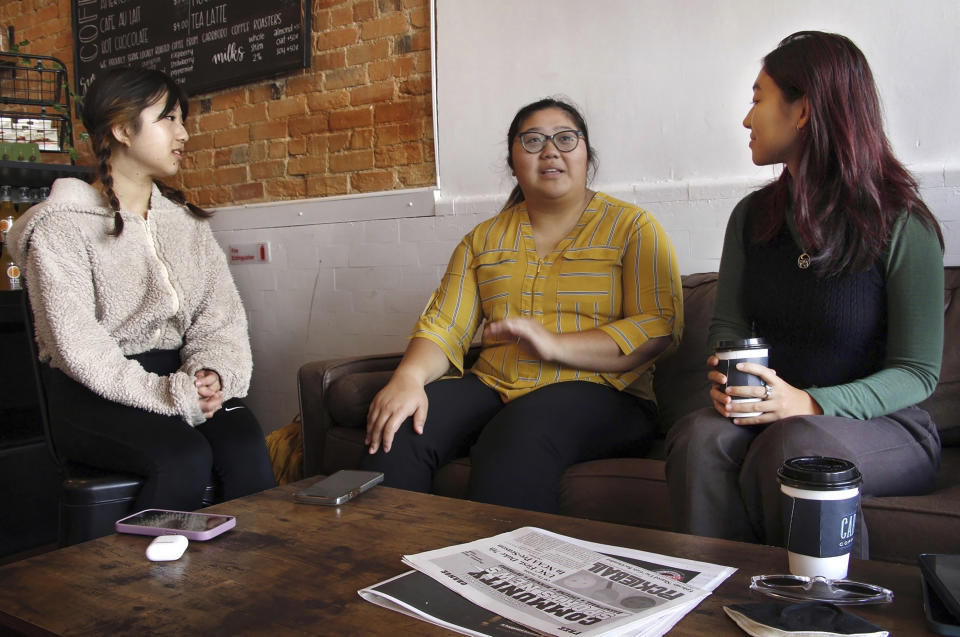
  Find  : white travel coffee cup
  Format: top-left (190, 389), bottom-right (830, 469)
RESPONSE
top-left (778, 456), bottom-right (862, 579)
top-left (715, 338), bottom-right (769, 418)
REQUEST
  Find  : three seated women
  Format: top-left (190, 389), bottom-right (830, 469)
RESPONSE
top-left (10, 31), bottom-right (944, 556)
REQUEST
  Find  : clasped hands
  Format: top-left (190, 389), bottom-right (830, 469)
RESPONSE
top-left (707, 355), bottom-right (822, 424)
top-left (195, 369), bottom-right (223, 419)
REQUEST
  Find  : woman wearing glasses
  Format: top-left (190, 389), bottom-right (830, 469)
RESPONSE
top-left (665, 32), bottom-right (943, 554)
top-left (362, 97), bottom-right (682, 513)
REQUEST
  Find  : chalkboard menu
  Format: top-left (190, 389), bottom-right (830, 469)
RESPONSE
top-left (71, 0), bottom-right (310, 98)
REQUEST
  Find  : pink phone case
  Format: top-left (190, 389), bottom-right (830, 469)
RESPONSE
top-left (115, 509), bottom-right (236, 541)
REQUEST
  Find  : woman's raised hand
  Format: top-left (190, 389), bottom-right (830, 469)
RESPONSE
top-left (485, 317), bottom-right (670, 373)
top-left (483, 317), bottom-right (558, 361)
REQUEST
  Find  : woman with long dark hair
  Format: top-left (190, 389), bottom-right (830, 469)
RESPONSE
top-left (665, 31), bottom-right (944, 553)
top-left (9, 67), bottom-right (275, 511)
top-left (362, 97), bottom-right (682, 513)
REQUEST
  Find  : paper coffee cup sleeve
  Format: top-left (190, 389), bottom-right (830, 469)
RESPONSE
top-left (782, 495), bottom-right (858, 558)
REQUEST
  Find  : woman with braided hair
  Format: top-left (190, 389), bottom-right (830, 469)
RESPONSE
top-left (8, 67), bottom-right (275, 511)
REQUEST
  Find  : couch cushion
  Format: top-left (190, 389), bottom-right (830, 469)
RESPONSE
top-left (559, 459), bottom-right (672, 530)
top-left (918, 267), bottom-right (960, 445)
top-left (322, 426), bottom-right (367, 475)
top-left (431, 456), bottom-right (674, 531)
top-left (328, 371), bottom-right (392, 428)
top-left (429, 455), bottom-right (674, 531)
top-left (653, 272), bottom-right (717, 432)
top-left (862, 447), bottom-right (960, 564)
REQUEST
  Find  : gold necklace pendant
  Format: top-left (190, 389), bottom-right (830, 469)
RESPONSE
top-left (797, 252), bottom-right (811, 269)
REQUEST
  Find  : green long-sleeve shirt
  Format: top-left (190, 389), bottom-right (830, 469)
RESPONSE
top-left (710, 195), bottom-right (943, 419)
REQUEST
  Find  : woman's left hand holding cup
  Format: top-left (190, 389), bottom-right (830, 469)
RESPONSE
top-left (714, 360), bottom-right (823, 424)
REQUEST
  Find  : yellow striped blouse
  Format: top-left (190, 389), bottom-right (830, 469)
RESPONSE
top-left (412, 192), bottom-right (683, 403)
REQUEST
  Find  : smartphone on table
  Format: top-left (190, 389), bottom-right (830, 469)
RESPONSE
top-left (115, 509), bottom-right (236, 541)
top-left (294, 470), bottom-right (384, 505)
top-left (919, 553), bottom-right (960, 635)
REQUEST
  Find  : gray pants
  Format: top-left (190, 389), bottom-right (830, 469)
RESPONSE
top-left (664, 406), bottom-right (941, 558)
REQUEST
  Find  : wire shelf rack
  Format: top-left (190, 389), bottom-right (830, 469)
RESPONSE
top-left (0, 52), bottom-right (73, 155)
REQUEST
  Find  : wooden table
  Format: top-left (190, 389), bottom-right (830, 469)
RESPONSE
top-left (0, 480), bottom-right (935, 635)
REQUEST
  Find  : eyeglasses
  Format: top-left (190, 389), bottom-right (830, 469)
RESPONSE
top-left (517, 129), bottom-right (583, 153)
top-left (750, 574), bottom-right (894, 605)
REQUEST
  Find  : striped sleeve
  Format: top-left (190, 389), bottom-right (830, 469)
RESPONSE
top-left (410, 236), bottom-right (483, 373)
top-left (597, 211), bottom-right (683, 355)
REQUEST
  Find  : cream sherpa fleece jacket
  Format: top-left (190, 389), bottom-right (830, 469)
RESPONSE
top-left (9, 178), bottom-right (252, 426)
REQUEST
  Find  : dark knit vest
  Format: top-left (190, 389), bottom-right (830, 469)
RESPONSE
top-left (742, 210), bottom-right (887, 389)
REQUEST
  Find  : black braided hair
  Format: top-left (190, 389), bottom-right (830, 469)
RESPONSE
top-left (92, 129), bottom-right (125, 235)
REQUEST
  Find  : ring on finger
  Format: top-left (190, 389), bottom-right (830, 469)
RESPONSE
top-left (763, 383), bottom-right (774, 399)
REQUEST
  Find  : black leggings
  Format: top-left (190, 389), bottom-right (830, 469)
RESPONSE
top-left (362, 374), bottom-right (657, 513)
top-left (42, 350), bottom-right (276, 511)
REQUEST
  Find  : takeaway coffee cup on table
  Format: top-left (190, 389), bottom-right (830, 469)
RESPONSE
top-left (778, 456), bottom-right (862, 579)
top-left (715, 338), bottom-right (768, 417)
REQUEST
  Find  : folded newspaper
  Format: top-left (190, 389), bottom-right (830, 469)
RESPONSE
top-left (359, 527), bottom-right (736, 636)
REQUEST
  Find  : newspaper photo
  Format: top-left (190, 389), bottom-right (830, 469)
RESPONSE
top-left (359, 526), bottom-right (735, 637)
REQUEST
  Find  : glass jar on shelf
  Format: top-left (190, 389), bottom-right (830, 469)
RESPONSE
top-left (0, 241), bottom-right (21, 290)
top-left (0, 185), bottom-right (15, 234)
top-left (0, 185), bottom-right (23, 291)
top-left (15, 185), bottom-right (36, 213)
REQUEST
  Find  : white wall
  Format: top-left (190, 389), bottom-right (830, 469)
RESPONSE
top-left (435, 0), bottom-right (960, 197)
top-left (212, 1), bottom-right (960, 434)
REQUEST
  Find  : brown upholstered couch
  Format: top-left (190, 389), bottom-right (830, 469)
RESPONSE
top-left (298, 267), bottom-right (960, 564)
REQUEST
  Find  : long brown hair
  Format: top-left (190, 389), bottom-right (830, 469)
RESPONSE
top-left (80, 67), bottom-right (211, 235)
top-left (751, 31), bottom-right (942, 276)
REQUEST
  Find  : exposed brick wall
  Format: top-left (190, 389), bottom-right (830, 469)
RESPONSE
top-left (1, 0), bottom-right (435, 207)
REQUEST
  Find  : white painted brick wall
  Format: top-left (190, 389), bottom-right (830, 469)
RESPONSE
top-left (215, 170), bottom-right (960, 434)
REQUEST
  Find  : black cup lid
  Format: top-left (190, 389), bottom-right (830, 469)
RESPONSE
top-left (777, 456), bottom-right (862, 490)
top-left (715, 337), bottom-right (767, 351)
